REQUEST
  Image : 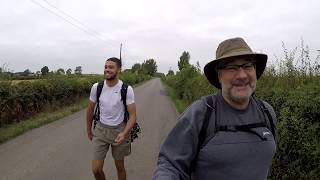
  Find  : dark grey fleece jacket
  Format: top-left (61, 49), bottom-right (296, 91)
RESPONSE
top-left (153, 93), bottom-right (277, 180)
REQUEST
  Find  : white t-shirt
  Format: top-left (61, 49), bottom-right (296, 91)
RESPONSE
top-left (89, 80), bottom-right (135, 126)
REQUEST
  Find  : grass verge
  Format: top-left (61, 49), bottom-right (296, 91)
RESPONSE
top-left (161, 82), bottom-right (187, 114)
top-left (0, 98), bottom-right (88, 144)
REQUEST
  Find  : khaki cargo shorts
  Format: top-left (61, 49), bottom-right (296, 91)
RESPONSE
top-left (92, 122), bottom-right (131, 160)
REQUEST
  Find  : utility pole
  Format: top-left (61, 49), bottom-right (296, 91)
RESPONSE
top-left (120, 43), bottom-right (122, 61)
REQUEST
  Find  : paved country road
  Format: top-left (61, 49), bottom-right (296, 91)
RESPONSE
top-left (0, 78), bottom-right (179, 180)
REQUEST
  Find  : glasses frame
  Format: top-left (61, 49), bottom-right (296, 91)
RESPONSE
top-left (218, 62), bottom-right (256, 72)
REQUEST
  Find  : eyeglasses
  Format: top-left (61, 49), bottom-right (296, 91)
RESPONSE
top-left (219, 62), bottom-right (256, 72)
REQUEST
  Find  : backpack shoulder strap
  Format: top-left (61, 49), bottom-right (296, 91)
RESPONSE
top-left (96, 81), bottom-right (104, 103)
top-left (255, 98), bottom-right (277, 141)
top-left (121, 83), bottom-right (129, 122)
top-left (191, 94), bottom-right (216, 172)
top-left (93, 81), bottom-right (104, 128)
top-left (198, 95), bottom-right (216, 149)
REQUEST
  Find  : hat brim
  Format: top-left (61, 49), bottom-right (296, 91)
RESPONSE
top-left (204, 52), bottom-right (267, 89)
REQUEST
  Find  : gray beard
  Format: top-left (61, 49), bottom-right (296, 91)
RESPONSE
top-left (224, 84), bottom-right (256, 104)
top-left (229, 94), bottom-right (250, 104)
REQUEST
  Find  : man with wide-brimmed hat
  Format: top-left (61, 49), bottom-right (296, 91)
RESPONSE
top-left (153, 37), bottom-right (277, 180)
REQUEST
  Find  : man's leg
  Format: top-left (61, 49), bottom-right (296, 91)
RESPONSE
top-left (114, 159), bottom-right (126, 180)
top-left (92, 159), bottom-right (105, 180)
top-left (112, 124), bottom-right (131, 180)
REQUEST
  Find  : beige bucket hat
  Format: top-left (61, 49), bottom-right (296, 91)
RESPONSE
top-left (204, 37), bottom-right (268, 89)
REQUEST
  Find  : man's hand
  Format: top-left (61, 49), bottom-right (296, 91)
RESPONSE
top-left (114, 132), bottom-right (128, 145)
top-left (87, 129), bottom-right (93, 141)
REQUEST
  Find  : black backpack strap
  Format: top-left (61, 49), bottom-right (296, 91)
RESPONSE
top-left (121, 83), bottom-right (129, 122)
top-left (256, 99), bottom-right (277, 141)
top-left (198, 95), bottom-right (215, 149)
top-left (93, 81), bottom-right (104, 128)
top-left (191, 95), bottom-right (216, 172)
top-left (218, 122), bottom-right (268, 141)
top-left (219, 122), bottom-right (266, 131)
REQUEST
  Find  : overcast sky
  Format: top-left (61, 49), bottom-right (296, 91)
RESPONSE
top-left (1, 0), bottom-right (319, 74)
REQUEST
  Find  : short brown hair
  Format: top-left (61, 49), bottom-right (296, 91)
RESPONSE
top-left (106, 57), bottom-right (122, 68)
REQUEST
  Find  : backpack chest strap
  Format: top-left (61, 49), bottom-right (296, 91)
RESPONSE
top-left (218, 122), bottom-right (266, 132)
top-left (217, 122), bottom-right (268, 140)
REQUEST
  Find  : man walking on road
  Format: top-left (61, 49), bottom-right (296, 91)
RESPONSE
top-left (86, 57), bottom-right (136, 180)
top-left (153, 37), bottom-right (277, 179)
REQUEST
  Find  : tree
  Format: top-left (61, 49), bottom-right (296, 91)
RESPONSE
top-left (1, 63), bottom-right (9, 72)
top-left (122, 69), bottom-right (132, 73)
top-left (41, 66), bottom-right (49, 76)
top-left (142, 59), bottom-right (157, 76)
top-left (0, 67), bottom-right (2, 73)
top-left (196, 61), bottom-right (201, 72)
top-left (167, 69), bottom-right (174, 76)
top-left (178, 51), bottom-right (190, 70)
top-left (131, 63), bottom-right (141, 73)
top-left (66, 68), bottom-right (72, 75)
top-left (22, 69), bottom-right (31, 76)
top-left (36, 71), bottom-right (41, 76)
top-left (56, 68), bottom-right (65, 75)
top-left (154, 72), bottom-right (165, 77)
top-left (74, 66), bottom-right (82, 75)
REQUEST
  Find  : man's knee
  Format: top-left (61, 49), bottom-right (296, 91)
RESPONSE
top-left (92, 160), bottom-right (104, 175)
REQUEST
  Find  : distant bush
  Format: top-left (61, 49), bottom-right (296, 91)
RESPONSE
top-left (163, 65), bottom-right (216, 104)
top-left (120, 71), bottom-right (151, 85)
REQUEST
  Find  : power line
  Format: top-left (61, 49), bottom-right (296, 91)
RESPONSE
top-left (41, 0), bottom-right (107, 40)
top-left (29, 0), bottom-right (109, 43)
top-left (29, 0), bottom-right (143, 64)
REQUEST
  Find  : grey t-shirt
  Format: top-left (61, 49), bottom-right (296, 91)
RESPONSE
top-left (153, 92), bottom-right (277, 180)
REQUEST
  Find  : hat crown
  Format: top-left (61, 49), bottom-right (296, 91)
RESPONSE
top-left (216, 37), bottom-right (253, 59)
top-left (204, 37), bottom-right (267, 89)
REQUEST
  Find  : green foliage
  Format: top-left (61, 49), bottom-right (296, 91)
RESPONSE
top-left (56, 68), bottom-right (65, 75)
top-left (167, 69), bottom-right (174, 76)
top-left (0, 76), bottom-right (102, 126)
top-left (256, 78), bottom-right (320, 179)
top-left (66, 68), bottom-right (72, 75)
top-left (131, 63), bottom-right (142, 73)
top-left (41, 66), bottom-right (49, 76)
top-left (178, 51), bottom-right (190, 70)
top-left (142, 59), bottom-right (158, 76)
top-left (163, 43), bottom-right (320, 179)
top-left (74, 66), bottom-right (82, 75)
top-left (154, 72), bottom-right (165, 78)
top-left (120, 71), bottom-right (151, 85)
top-left (161, 82), bottom-right (187, 113)
top-left (0, 98), bottom-right (89, 144)
top-left (0, 71), bottom-right (150, 127)
top-left (163, 65), bottom-right (216, 104)
top-left (22, 69), bottom-right (32, 76)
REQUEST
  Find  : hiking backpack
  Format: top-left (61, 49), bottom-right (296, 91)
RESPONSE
top-left (92, 81), bottom-right (141, 142)
top-left (191, 94), bottom-right (276, 170)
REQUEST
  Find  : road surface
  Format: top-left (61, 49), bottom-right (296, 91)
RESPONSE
top-left (0, 78), bottom-right (179, 180)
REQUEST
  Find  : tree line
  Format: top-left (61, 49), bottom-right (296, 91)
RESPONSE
top-left (128, 58), bottom-right (159, 76)
top-left (0, 65), bottom-right (83, 79)
top-left (0, 58), bottom-right (161, 80)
